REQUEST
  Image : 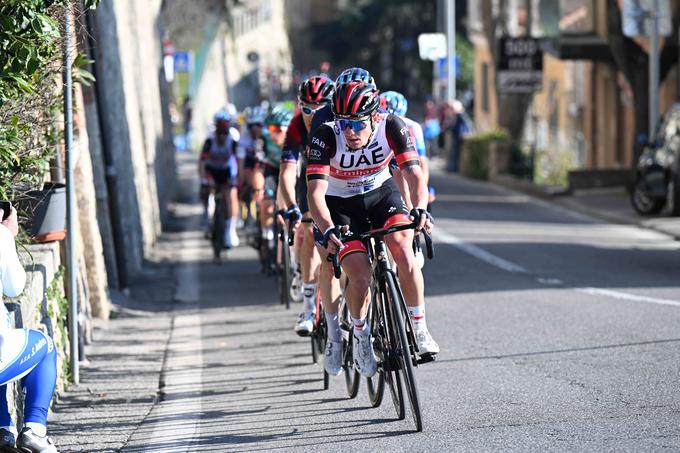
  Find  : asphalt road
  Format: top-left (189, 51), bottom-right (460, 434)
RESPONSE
top-left (123, 156), bottom-right (680, 452)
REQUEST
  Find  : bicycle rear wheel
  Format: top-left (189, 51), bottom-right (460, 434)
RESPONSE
top-left (385, 271), bottom-right (422, 432)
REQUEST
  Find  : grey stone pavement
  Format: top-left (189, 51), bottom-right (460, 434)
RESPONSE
top-left (47, 155), bottom-right (680, 452)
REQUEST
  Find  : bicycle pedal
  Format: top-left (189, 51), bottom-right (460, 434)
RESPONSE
top-left (417, 353), bottom-right (436, 365)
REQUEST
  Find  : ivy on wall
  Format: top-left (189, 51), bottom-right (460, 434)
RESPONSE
top-left (0, 0), bottom-right (99, 201)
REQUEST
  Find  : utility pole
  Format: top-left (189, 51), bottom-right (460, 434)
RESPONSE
top-left (650, 0), bottom-right (660, 135)
top-left (446, 0), bottom-right (456, 102)
top-left (64, 0), bottom-right (80, 385)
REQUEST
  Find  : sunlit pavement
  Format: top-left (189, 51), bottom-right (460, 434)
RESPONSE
top-left (51, 154), bottom-right (680, 452)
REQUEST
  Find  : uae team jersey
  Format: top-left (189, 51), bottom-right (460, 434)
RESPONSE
top-left (200, 128), bottom-right (240, 170)
top-left (306, 113), bottom-right (420, 198)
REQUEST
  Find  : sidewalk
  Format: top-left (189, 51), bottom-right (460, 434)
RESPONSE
top-left (491, 174), bottom-right (680, 241)
top-left (48, 260), bottom-right (176, 452)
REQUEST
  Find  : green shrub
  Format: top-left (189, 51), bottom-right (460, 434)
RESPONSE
top-left (463, 129), bottom-right (511, 179)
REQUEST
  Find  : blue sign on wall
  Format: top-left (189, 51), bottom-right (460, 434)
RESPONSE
top-left (436, 56), bottom-right (460, 78)
top-left (174, 52), bottom-right (191, 73)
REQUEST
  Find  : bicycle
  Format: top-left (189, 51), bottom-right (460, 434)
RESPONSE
top-left (330, 221), bottom-right (434, 432)
top-left (210, 189), bottom-right (227, 263)
top-left (276, 212), bottom-right (294, 309)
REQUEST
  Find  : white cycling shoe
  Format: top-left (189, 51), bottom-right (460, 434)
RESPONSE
top-left (416, 330), bottom-right (440, 356)
top-left (294, 312), bottom-right (314, 337)
top-left (324, 340), bottom-right (343, 376)
top-left (229, 228), bottom-right (240, 247)
top-left (353, 333), bottom-right (378, 377)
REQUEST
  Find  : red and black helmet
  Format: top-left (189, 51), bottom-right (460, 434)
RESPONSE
top-left (298, 75), bottom-right (335, 104)
top-left (332, 81), bottom-right (380, 119)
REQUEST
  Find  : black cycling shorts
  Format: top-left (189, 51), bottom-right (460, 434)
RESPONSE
top-left (206, 165), bottom-right (236, 187)
top-left (322, 178), bottom-right (410, 262)
top-left (244, 155), bottom-right (262, 170)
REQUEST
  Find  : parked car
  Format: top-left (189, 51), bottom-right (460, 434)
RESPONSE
top-left (630, 103), bottom-right (680, 216)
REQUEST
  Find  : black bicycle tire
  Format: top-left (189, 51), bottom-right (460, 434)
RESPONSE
top-left (366, 285), bottom-right (385, 408)
top-left (378, 279), bottom-right (405, 419)
top-left (341, 304), bottom-right (361, 398)
top-left (280, 225), bottom-right (291, 309)
top-left (385, 271), bottom-right (423, 432)
top-left (211, 199), bottom-right (225, 260)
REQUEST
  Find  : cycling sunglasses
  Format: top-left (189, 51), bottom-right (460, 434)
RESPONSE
top-left (301, 104), bottom-right (325, 116)
top-left (247, 122), bottom-right (263, 129)
top-left (336, 119), bottom-right (369, 132)
top-left (268, 124), bottom-right (286, 134)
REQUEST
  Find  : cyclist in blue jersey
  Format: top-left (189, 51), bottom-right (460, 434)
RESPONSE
top-left (0, 205), bottom-right (58, 452)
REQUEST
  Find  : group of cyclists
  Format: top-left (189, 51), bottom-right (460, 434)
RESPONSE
top-left (197, 66), bottom-right (439, 382)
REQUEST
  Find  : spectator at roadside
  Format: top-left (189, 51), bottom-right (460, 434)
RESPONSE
top-left (0, 205), bottom-right (59, 453)
top-left (447, 99), bottom-right (473, 173)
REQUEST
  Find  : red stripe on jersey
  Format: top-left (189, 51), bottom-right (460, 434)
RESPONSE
top-left (396, 151), bottom-right (419, 167)
top-left (306, 164), bottom-right (330, 176)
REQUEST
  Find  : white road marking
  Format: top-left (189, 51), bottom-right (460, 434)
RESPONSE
top-left (433, 229), bottom-right (680, 309)
top-left (575, 287), bottom-right (680, 307)
top-left (434, 230), bottom-right (528, 274)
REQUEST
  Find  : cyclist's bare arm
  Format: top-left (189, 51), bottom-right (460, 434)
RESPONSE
top-left (402, 165), bottom-right (428, 210)
top-left (308, 179), bottom-right (333, 233)
top-left (278, 162), bottom-right (298, 208)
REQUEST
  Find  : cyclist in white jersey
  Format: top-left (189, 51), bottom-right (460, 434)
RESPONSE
top-left (307, 81), bottom-right (439, 377)
top-left (200, 111), bottom-right (240, 247)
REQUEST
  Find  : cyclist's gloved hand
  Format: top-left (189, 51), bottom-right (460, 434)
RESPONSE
top-left (410, 207), bottom-right (433, 232)
top-left (286, 203), bottom-right (302, 222)
top-left (322, 226), bottom-right (342, 253)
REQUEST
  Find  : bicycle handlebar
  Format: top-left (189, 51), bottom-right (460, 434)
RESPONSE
top-left (328, 221), bottom-right (434, 279)
top-left (286, 217), bottom-right (313, 246)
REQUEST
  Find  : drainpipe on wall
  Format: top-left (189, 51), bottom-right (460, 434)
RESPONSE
top-left (63, 1), bottom-right (80, 385)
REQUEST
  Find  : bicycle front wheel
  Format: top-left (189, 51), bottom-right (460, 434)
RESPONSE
top-left (341, 303), bottom-right (360, 398)
top-left (279, 225), bottom-right (291, 309)
top-left (385, 270), bottom-right (422, 432)
top-left (211, 201), bottom-right (225, 261)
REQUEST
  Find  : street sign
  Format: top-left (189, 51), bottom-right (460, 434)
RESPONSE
top-left (622, 0), bottom-right (672, 37)
top-left (173, 51), bottom-right (191, 73)
top-left (496, 37), bottom-right (543, 94)
top-left (436, 56), bottom-right (460, 78)
top-left (418, 33), bottom-right (447, 61)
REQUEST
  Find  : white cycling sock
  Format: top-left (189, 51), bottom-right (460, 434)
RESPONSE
top-left (303, 283), bottom-right (317, 314)
top-left (229, 216), bottom-right (238, 233)
top-left (408, 305), bottom-right (428, 333)
top-left (352, 316), bottom-right (370, 337)
top-left (24, 422), bottom-right (46, 437)
top-left (325, 310), bottom-right (341, 342)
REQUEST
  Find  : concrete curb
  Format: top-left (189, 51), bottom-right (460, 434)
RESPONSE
top-left (489, 174), bottom-right (680, 241)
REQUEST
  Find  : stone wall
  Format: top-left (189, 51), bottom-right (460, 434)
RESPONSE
top-left (89, 0), bottom-right (176, 285)
top-left (5, 242), bottom-right (69, 424)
